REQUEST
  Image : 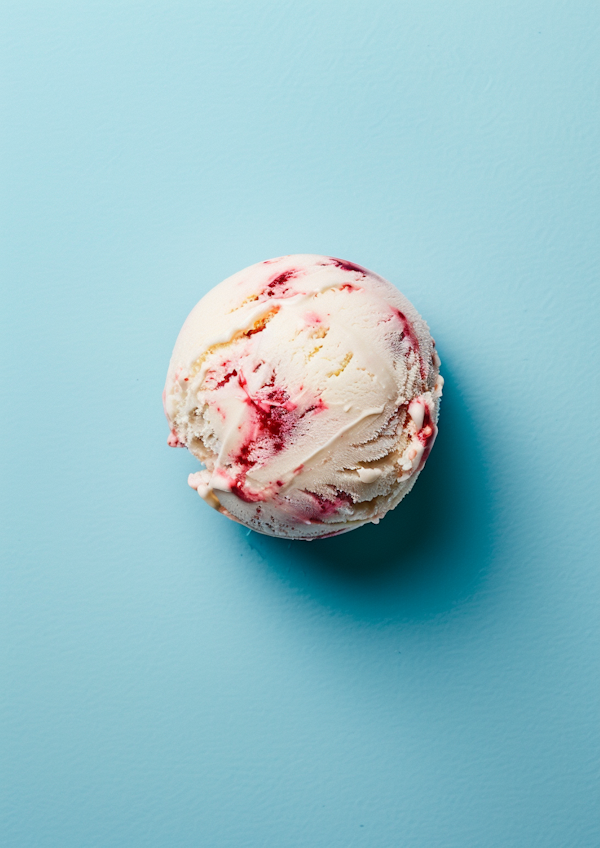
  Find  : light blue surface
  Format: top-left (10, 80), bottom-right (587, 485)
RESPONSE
top-left (1, 2), bottom-right (599, 846)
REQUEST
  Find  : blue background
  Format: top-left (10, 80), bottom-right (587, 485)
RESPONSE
top-left (1, 2), bottom-right (599, 846)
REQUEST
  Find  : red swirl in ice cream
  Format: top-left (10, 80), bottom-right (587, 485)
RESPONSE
top-left (164, 254), bottom-right (443, 539)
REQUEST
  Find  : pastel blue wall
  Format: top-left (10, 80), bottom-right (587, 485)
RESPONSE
top-left (1, 2), bottom-right (598, 846)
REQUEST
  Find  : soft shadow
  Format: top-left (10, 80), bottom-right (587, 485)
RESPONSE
top-left (244, 358), bottom-right (496, 621)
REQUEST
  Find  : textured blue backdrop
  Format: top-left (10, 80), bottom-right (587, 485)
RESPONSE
top-left (1, 2), bottom-right (599, 846)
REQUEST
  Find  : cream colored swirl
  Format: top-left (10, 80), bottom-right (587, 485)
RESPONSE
top-left (164, 254), bottom-right (441, 539)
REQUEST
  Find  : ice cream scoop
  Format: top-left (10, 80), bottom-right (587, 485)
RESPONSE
top-left (163, 254), bottom-right (443, 540)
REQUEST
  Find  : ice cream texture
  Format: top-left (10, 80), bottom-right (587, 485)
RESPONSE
top-left (164, 254), bottom-right (443, 540)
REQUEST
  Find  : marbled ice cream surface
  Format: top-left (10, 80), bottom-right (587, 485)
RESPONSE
top-left (164, 254), bottom-right (443, 540)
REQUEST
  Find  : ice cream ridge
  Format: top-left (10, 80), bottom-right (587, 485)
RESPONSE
top-left (164, 254), bottom-right (443, 540)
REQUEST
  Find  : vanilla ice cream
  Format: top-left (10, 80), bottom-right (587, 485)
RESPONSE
top-left (163, 254), bottom-right (443, 539)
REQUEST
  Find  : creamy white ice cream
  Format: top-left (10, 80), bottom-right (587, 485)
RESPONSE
top-left (164, 254), bottom-right (443, 539)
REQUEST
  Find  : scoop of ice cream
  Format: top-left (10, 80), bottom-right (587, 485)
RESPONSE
top-left (164, 254), bottom-right (443, 540)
